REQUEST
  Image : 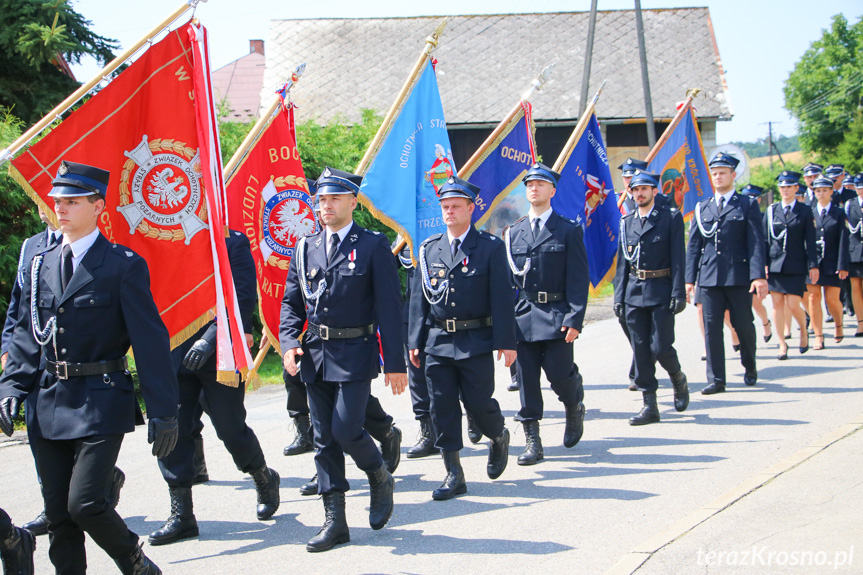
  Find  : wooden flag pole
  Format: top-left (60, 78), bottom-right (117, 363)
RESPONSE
top-left (355, 19), bottom-right (446, 177)
top-left (458, 63), bottom-right (555, 178)
top-left (552, 79), bottom-right (607, 173)
top-left (0, 1), bottom-right (200, 165)
top-left (223, 63), bottom-right (306, 183)
top-left (617, 88), bottom-right (700, 210)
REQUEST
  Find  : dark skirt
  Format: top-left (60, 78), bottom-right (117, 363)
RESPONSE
top-left (768, 272), bottom-right (806, 297)
top-left (849, 262), bottom-right (863, 279)
top-left (813, 267), bottom-right (844, 288)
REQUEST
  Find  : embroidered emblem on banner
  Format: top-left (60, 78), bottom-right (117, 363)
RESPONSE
top-left (261, 186), bottom-right (316, 269)
top-left (118, 135), bottom-right (209, 245)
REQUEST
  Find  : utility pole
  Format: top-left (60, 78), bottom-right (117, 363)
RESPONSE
top-left (578, 0), bottom-right (599, 116)
top-left (634, 0), bottom-right (656, 147)
top-left (759, 121), bottom-right (786, 170)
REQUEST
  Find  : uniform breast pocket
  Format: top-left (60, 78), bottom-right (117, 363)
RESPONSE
top-left (339, 262), bottom-right (367, 277)
top-left (73, 292), bottom-right (112, 332)
top-left (74, 292), bottom-right (111, 308)
top-left (38, 293), bottom-right (55, 309)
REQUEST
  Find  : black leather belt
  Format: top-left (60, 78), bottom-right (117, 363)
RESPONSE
top-left (307, 322), bottom-right (374, 341)
top-left (631, 268), bottom-right (671, 280)
top-left (47, 358), bottom-right (128, 380)
top-left (520, 290), bottom-right (564, 303)
top-left (434, 317), bottom-right (492, 333)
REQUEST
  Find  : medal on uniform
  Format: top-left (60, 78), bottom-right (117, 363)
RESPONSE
top-left (348, 249), bottom-right (356, 270)
top-left (628, 245), bottom-right (633, 253)
top-left (438, 269), bottom-right (445, 277)
top-left (310, 267), bottom-right (318, 278)
top-left (461, 256), bottom-right (469, 273)
top-left (431, 278), bottom-right (438, 286)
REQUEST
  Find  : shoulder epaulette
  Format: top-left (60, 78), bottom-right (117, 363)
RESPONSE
top-left (110, 244), bottom-right (139, 260)
top-left (422, 233), bottom-right (443, 245)
top-left (478, 230), bottom-right (500, 241)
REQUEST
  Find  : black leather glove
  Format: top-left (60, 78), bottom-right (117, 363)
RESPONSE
top-left (669, 297), bottom-right (686, 315)
top-left (0, 396), bottom-right (21, 437)
top-left (148, 417), bottom-right (179, 458)
top-left (613, 302), bottom-right (625, 319)
top-left (182, 338), bottom-right (214, 371)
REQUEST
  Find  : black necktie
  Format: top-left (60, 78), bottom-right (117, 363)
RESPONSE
top-left (718, 196), bottom-right (725, 212)
top-left (327, 234), bottom-right (340, 265)
top-left (452, 238), bottom-right (461, 257)
top-left (61, 244), bottom-right (74, 292)
top-left (48, 232), bottom-right (61, 248)
top-left (640, 215), bottom-right (647, 228)
top-left (532, 218), bottom-right (541, 239)
top-left (784, 205), bottom-right (791, 219)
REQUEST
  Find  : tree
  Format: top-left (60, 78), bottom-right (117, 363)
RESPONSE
top-left (0, 0), bottom-right (118, 125)
top-left (784, 14), bottom-right (863, 156)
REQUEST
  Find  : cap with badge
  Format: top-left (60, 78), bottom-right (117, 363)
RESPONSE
top-left (824, 164), bottom-right (844, 179)
top-left (739, 184), bottom-right (764, 198)
top-left (802, 162), bottom-right (823, 177)
top-left (523, 162), bottom-right (560, 187)
top-left (617, 158), bottom-right (648, 177)
top-left (776, 170), bottom-right (802, 187)
top-left (314, 166), bottom-right (363, 196)
top-left (628, 169), bottom-right (659, 188)
top-left (437, 176), bottom-right (480, 202)
top-left (811, 175), bottom-right (835, 189)
top-left (49, 160), bottom-right (110, 199)
top-left (708, 152), bottom-right (740, 170)
top-left (855, 173), bottom-right (863, 189)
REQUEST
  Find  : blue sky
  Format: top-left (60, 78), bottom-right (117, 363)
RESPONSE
top-left (70, 0), bottom-right (862, 143)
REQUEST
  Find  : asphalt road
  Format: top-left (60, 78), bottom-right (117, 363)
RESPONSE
top-left (1, 300), bottom-right (861, 574)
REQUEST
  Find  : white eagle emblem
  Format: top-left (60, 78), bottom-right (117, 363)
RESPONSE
top-left (272, 199), bottom-right (315, 244)
top-left (147, 167), bottom-right (189, 209)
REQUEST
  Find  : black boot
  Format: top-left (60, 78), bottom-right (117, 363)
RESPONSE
top-left (487, 428), bottom-right (510, 479)
top-left (306, 492), bottom-right (350, 553)
top-left (250, 466), bottom-right (280, 520)
top-left (108, 467), bottom-right (126, 508)
top-left (432, 451), bottom-right (467, 500)
top-left (563, 402), bottom-right (585, 448)
top-left (630, 392), bottom-right (660, 426)
top-left (517, 421), bottom-right (544, 466)
top-left (0, 524), bottom-right (35, 575)
top-left (192, 437), bottom-right (209, 484)
top-left (283, 414), bottom-right (314, 456)
top-left (21, 511), bottom-right (48, 537)
top-left (148, 487), bottom-right (199, 546)
top-left (671, 371), bottom-right (689, 412)
top-left (465, 412), bottom-right (482, 444)
top-left (377, 425), bottom-right (402, 474)
top-left (366, 465), bottom-right (394, 530)
top-left (406, 416), bottom-right (437, 459)
top-left (114, 543), bottom-right (161, 575)
top-left (299, 474), bottom-right (318, 496)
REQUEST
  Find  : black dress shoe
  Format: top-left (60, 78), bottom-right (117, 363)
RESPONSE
top-left (378, 425), bottom-right (402, 474)
top-left (307, 492), bottom-right (349, 552)
top-left (22, 511), bottom-right (48, 537)
top-left (671, 371), bottom-right (689, 412)
top-left (487, 429), bottom-right (510, 479)
top-left (563, 401), bottom-right (585, 448)
top-left (701, 382), bottom-right (726, 395)
top-left (433, 451), bottom-right (467, 500)
top-left (300, 474), bottom-right (318, 496)
top-left (744, 370), bottom-right (757, 386)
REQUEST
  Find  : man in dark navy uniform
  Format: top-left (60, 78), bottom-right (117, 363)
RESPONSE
top-left (1, 210), bottom-right (126, 538)
top-left (801, 163), bottom-right (824, 206)
top-left (614, 171), bottom-right (688, 424)
top-left (0, 161), bottom-right (179, 574)
top-left (686, 153), bottom-right (767, 394)
top-left (280, 167), bottom-right (406, 552)
top-left (409, 176), bottom-right (516, 499)
top-left (393, 238), bottom-right (437, 458)
top-left (0, 508), bottom-right (34, 575)
top-left (148, 230), bottom-right (280, 545)
top-left (504, 163), bottom-right (587, 464)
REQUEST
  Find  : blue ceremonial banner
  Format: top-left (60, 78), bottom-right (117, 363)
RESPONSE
top-left (358, 59), bottom-right (454, 258)
top-left (646, 106), bottom-right (713, 218)
top-left (463, 102), bottom-right (537, 236)
top-left (551, 114), bottom-right (620, 288)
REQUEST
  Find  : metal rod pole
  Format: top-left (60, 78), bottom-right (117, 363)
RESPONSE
top-left (552, 80), bottom-right (607, 173)
top-left (579, 0), bottom-right (599, 116)
top-left (634, 0), bottom-right (657, 147)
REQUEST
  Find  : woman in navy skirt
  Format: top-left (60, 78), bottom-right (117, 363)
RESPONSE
top-left (805, 176), bottom-right (849, 348)
top-left (764, 170), bottom-right (819, 359)
top-left (846, 175), bottom-right (863, 337)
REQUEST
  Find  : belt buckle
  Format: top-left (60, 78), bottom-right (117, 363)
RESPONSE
top-left (55, 361), bottom-right (69, 380)
top-left (537, 291), bottom-right (548, 304)
top-left (636, 270), bottom-right (647, 280)
top-left (319, 325), bottom-right (329, 340)
top-left (445, 319), bottom-right (457, 333)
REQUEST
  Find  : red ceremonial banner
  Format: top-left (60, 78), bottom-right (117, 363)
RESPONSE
top-left (226, 102), bottom-right (317, 355)
top-left (10, 24), bottom-right (224, 350)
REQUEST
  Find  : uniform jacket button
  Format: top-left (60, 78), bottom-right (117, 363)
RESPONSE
top-left (58, 327), bottom-right (65, 334)
top-left (323, 308), bottom-right (329, 313)
top-left (60, 348), bottom-right (67, 355)
top-left (451, 302), bottom-right (456, 307)
top-left (58, 307), bottom-right (65, 313)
